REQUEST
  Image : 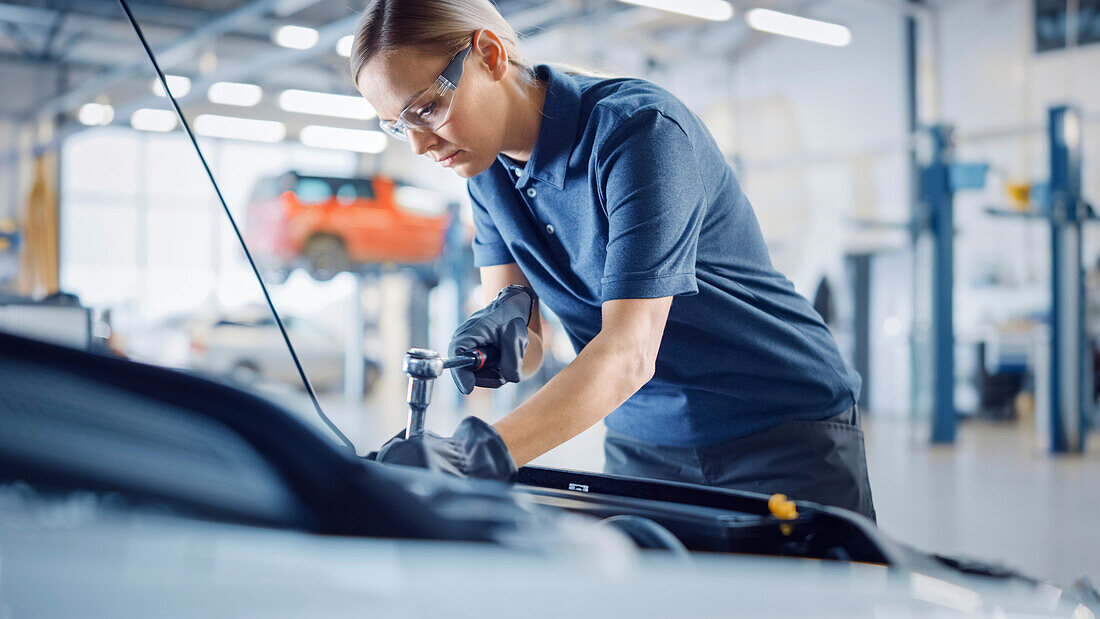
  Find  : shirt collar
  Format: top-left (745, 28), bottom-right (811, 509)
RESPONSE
top-left (499, 64), bottom-right (580, 191)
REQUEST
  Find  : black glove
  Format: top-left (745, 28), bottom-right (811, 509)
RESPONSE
top-left (448, 284), bottom-right (536, 395)
top-left (364, 427), bottom-right (406, 461)
top-left (375, 416), bottom-right (517, 482)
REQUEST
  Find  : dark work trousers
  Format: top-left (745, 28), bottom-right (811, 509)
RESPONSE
top-left (603, 406), bottom-right (877, 522)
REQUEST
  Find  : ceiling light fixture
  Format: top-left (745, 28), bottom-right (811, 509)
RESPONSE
top-left (278, 89), bottom-right (376, 120)
top-left (617, 0), bottom-right (733, 21)
top-left (300, 125), bottom-right (387, 153)
top-left (336, 35), bottom-right (353, 58)
top-left (78, 102), bottom-right (115, 126)
top-left (745, 9), bottom-right (852, 47)
top-left (273, 25), bottom-right (319, 50)
top-left (152, 75), bottom-right (191, 98)
top-left (207, 81), bottom-right (263, 107)
top-left (130, 108), bottom-right (177, 132)
top-left (194, 114), bottom-right (286, 143)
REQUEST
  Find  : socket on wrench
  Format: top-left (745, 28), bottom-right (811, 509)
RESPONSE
top-left (402, 347), bottom-right (494, 439)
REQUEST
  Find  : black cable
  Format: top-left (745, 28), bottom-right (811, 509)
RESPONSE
top-left (116, 0), bottom-right (356, 452)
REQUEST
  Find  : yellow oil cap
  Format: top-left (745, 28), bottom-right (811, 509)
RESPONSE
top-left (769, 494), bottom-right (798, 536)
top-left (768, 493), bottom-right (798, 520)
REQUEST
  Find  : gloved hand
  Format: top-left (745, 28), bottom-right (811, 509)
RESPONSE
top-left (364, 427), bottom-right (405, 461)
top-left (448, 284), bottom-right (536, 395)
top-left (375, 416), bottom-right (517, 482)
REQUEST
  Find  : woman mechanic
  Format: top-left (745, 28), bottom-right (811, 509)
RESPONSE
top-left (354, 0), bottom-right (875, 520)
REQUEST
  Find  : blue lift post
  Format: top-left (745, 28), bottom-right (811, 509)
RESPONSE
top-left (983, 104), bottom-right (1090, 453)
top-left (1047, 105), bottom-right (1088, 454)
top-left (916, 125), bottom-right (990, 444)
top-left (919, 125), bottom-right (957, 444)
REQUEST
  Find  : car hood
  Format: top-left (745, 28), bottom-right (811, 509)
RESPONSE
top-left (1, 497), bottom-right (1091, 618)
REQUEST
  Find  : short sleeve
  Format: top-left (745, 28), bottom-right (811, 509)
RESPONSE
top-left (468, 185), bottom-right (514, 267)
top-left (597, 109), bottom-right (704, 301)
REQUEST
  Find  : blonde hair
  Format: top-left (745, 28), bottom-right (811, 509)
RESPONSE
top-left (350, 0), bottom-right (536, 86)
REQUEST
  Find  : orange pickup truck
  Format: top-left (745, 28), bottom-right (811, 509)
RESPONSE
top-left (245, 172), bottom-right (450, 282)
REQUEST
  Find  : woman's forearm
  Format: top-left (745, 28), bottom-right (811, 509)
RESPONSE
top-left (521, 328), bottom-right (543, 378)
top-left (494, 330), bottom-right (651, 466)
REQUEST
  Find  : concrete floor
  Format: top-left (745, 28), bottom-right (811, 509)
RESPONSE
top-left (532, 416), bottom-right (1100, 588)
top-left (865, 417), bottom-right (1100, 587)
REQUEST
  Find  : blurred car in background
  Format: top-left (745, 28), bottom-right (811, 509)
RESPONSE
top-left (245, 171), bottom-right (450, 282)
top-left (188, 314), bottom-right (380, 394)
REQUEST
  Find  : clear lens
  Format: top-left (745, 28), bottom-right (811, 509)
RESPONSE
top-left (399, 77), bottom-right (456, 132)
top-left (378, 118), bottom-right (409, 141)
top-left (379, 73), bottom-right (459, 142)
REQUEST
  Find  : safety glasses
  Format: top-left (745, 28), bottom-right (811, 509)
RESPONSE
top-left (378, 43), bottom-right (472, 141)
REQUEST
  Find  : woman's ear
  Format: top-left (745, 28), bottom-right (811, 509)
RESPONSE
top-left (473, 29), bottom-right (509, 81)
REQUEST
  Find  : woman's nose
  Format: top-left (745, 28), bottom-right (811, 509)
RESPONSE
top-left (407, 128), bottom-right (435, 156)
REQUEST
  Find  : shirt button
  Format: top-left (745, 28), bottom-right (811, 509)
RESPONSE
top-left (513, 168), bottom-right (522, 176)
top-left (545, 224), bottom-right (555, 235)
top-left (526, 188), bottom-right (537, 198)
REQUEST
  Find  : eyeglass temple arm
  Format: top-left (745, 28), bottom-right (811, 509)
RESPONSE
top-left (440, 45), bottom-right (472, 90)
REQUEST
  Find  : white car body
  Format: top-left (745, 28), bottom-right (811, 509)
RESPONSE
top-left (189, 316), bottom-right (375, 391)
top-left (2, 505), bottom-right (1090, 618)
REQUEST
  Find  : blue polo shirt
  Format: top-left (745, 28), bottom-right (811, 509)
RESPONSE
top-left (468, 65), bottom-right (860, 448)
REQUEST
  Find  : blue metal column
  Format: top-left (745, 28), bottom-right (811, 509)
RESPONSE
top-left (921, 126), bottom-right (956, 443)
top-left (1047, 105), bottom-right (1087, 453)
top-left (904, 3), bottom-right (922, 425)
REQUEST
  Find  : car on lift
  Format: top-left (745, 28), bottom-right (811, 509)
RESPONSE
top-left (245, 172), bottom-right (451, 283)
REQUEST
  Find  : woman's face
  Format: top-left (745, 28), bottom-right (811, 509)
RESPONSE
top-left (356, 42), bottom-right (505, 178)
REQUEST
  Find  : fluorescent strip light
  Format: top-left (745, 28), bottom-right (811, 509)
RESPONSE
top-left (78, 103), bottom-right (114, 126)
top-left (617, 0), bottom-right (733, 21)
top-left (208, 81), bottom-right (263, 107)
top-left (278, 89), bottom-right (377, 120)
top-left (745, 9), bottom-right (852, 47)
top-left (130, 109), bottom-right (177, 132)
top-left (300, 125), bottom-right (387, 153)
top-left (336, 35), bottom-right (353, 58)
top-left (194, 114), bottom-right (286, 143)
top-left (273, 25), bottom-right (319, 50)
top-left (152, 75), bottom-right (192, 98)
top-left (273, 0), bottom-right (324, 17)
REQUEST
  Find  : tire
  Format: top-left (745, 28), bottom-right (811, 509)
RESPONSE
top-left (263, 267), bottom-right (292, 285)
top-left (229, 359), bottom-right (262, 385)
top-left (303, 235), bottom-right (347, 282)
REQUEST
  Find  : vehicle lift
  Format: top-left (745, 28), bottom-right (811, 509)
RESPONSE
top-left (1046, 106), bottom-right (1092, 453)
top-left (985, 105), bottom-right (1094, 454)
top-left (857, 124), bottom-right (986, 444)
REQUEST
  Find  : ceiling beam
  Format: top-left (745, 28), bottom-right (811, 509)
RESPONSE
top-left (21, 0), bottom-right (296, 123)
top-left (0, 4), bottom-right (58, 28)
top-left (0, 0), bottom-right (611, 171)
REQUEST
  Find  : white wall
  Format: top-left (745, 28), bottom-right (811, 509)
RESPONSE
top-left (938, 0), bottom-right (1100, 333)
top-left (59, 126), bottom-right (357, 330)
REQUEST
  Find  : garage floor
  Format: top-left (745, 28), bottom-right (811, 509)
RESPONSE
top-left (532, 415), bottom-right (1100, 588)
top-left (864, 417), bottom-right (1100, 587)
